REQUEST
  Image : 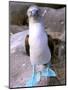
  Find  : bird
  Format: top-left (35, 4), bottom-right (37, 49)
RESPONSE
top-left (26, 5), bottom-right (56, 87)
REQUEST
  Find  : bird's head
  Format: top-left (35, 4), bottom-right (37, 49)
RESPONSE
top-left (27, 5), bottom-right (42, 22)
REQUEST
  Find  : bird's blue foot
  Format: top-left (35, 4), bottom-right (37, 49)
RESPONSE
top-left (26, 71), bottom-right (41, 87)
top-left (26, 64), bottom-right (56, 87)
top-left (41, 67), bottom-right (56, 77)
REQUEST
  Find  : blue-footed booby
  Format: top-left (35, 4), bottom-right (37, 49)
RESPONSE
top-left (26, 5), bottom-right (56, 87)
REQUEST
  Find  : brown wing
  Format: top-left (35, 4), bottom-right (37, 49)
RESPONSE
top-left (48, 35), bottom-right (54, 56)
top-left (25, 34), bottom-right (30, 56)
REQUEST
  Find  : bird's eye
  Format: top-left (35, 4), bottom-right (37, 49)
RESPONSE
top-left (36, 9), bottom-right (40, 14)
top-left (38, 9), bottom-right (41, 12)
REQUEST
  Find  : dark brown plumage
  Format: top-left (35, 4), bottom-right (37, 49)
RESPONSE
top-left (25, 35), bottom-right (30, 56)
top-left (48, 35), bottom-right (54, 56)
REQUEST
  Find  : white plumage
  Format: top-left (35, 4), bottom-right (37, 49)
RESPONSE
top-left (29, 21), bottom-right (51, 65)
top-left (27, 5), bottom-right (51, 65)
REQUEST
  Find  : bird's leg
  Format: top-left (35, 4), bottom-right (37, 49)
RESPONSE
top-left (31, 65), bottom-right (41, 84)
top-left (31, 65), bottom-right (36, 82)
top-left (26, 64), bottom-right (41, 86)
top-left (33, 65), bottom-right (35, 76)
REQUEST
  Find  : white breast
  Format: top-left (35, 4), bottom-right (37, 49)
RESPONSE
top-left (29, 22), bottom-right (51, 65)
